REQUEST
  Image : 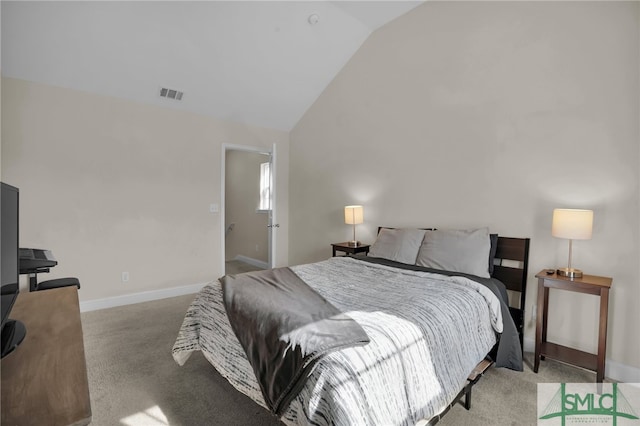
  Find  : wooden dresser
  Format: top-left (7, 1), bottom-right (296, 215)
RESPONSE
top-left (1, 286), bottom-right (91, 426)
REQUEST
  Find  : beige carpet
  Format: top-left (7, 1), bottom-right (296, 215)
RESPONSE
top-left (81, 294), bottom-right (599, 426)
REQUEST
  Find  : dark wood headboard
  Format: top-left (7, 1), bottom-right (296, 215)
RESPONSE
top-left (493, 237), bottom-right (530, 305)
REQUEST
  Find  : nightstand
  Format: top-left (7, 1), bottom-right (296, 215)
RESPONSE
top-left (534, 270), bottom-right (612, 383)
top-left (331, 242), bottom-right (370, 257)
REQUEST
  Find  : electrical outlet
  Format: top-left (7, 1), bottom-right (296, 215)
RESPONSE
top-left (255, 244), bottom-right (259, 252)
top-left (122, 272), bottom-right (130, 283)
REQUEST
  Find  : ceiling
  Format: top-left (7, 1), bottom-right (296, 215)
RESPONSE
top-left (1, 1), bottom-right (422, 131)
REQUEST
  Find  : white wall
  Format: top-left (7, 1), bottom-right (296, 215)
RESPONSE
top-left (290, 2), bottom-right (639, 375)
top-left (225, 149), bottom-right (269, 263)
top-left (1, 77), bottom-right (289, 302)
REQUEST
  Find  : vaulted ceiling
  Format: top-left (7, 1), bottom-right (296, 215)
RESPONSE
top-left (2, 1), bottom-right (422, 131)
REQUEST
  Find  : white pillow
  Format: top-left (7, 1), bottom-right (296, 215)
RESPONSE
top-left (415, 228), bottom-right (491, 278)
top-left (368, 228), bottom-right (427, 265)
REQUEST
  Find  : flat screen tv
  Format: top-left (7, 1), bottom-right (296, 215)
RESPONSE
top-left (1, 182), bottom-right (26, 357)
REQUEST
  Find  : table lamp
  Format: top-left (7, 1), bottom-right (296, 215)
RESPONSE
top-left (552, 208), bottom-right (593, 278)
top-left (344, 205), bottom-right (364, 247)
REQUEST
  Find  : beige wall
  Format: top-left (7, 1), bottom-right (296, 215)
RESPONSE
top-left (290, 2), bottom-right (639, 374)
top-left (225, 149), bottom-right (269, 263)
top-left (1, 77), bottom-right (289, 301)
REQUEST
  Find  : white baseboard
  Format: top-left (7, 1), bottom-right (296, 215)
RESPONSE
top-left (606, 359), bottom-right (640, 384)
top-left (233, 255), bottom-right (268, 269)
top-left (523, 337), bottom-right (639, 383)
top-left (79, 282), bottom-right (207, 313)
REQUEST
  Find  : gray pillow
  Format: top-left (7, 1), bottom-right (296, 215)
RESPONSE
top-left (368, 228), bottom-right (427, 265)
top-left (415, 228), bottom-right (491, 278)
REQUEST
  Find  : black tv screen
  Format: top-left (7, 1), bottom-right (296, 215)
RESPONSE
top-left (1, 182), bottom-right (26, 357)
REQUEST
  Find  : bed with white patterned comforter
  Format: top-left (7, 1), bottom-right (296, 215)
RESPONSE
top-left (173, 256), bottom-right (505, 425)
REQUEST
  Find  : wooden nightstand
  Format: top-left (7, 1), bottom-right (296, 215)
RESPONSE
top-left (534, 270), bottom-right (612, 383)
top-left (331, 242), bottom-right (370, 257)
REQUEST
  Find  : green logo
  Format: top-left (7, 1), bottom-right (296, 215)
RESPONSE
top-left (539, 383), bottom-right (639, 425)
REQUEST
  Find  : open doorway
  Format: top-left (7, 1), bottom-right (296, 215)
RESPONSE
top-left (221, 144), bottom-right (275, 275)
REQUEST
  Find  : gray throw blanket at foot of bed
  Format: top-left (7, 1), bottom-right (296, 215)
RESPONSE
top-left (221, 267), bottom-right (370, 416)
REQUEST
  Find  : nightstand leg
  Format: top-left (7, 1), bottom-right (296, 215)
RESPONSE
top-left (534, 279), bottom-right (546, 373)
top-left (540, 286), bottom-right (549, 361)
top-left (597, 288), bottom-right (609, 383)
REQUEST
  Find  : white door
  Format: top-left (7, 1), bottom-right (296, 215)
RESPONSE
top-left (222, 144), bottom-right (276, 275)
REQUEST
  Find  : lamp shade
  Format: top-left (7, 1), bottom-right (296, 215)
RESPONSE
top-left (344, 205), bottom-right (364, 225)
top-left (552, 209), bottom-right (593, 240)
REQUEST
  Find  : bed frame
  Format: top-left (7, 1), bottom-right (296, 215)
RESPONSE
top-left (492, 236), bottom-right (531, 348)
top-left (377, 228), bottom-right (530, 424)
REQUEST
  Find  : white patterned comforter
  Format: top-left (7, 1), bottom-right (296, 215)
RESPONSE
top-left (172, 256), bottom-right (502, 425)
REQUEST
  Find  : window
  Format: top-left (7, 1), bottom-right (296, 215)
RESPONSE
top-left (258, 162), bottom-right (271, 211)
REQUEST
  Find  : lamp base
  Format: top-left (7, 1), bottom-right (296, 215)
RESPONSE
top-left (556, 267), bottom-right (583, 278)
top-left (347, 240), bottom-right (362, 247)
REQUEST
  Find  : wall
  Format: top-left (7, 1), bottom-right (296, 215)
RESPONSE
top-left (225, 149), bottom-right (269, 263)
top-left (1, 77), bottom-right (289, 302)
top-left (290, 2), bottom-right (639, 376)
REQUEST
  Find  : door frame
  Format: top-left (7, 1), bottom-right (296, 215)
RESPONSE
top-left (221, 143), bottom-right (276, 274)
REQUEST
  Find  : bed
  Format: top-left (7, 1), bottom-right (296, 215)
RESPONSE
top-left (173, 227), bottom-right (530, 425)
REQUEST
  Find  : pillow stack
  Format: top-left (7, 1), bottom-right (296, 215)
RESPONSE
top-left (368, 227), bottom-right (496, 278)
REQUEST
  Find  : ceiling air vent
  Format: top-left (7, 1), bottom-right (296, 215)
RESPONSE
top-left (159, 87), bottom-right (184, 101)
